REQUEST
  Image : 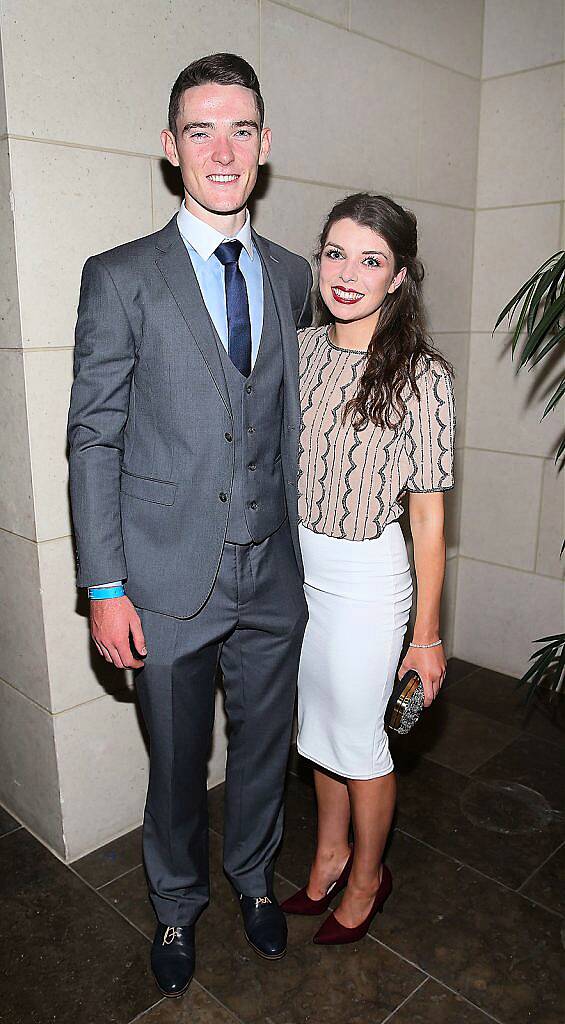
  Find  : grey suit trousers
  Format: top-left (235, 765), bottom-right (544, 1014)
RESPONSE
top-left (135, 518), bottom-right (307, 927)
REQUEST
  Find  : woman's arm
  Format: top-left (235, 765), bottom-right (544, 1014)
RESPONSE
top-left (397, 491), bottom-right (447, 706)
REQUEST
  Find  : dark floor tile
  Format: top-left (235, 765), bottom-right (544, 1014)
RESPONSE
top-left (391, 698), bottom-right (519, 775)
top-left (195, 832), bottom-right (424, 1024)
top-left (520, 842), bottom-right (565, 917)
top-left (73, 826), bottom-right (143, 888)
top-left (387, 978), bottom-right (496, 1022)
top-left (371, 831), bottom-right (565, 1024)
top-left (394, 757), bottom-right (565, 890)
top-left (444, 658), bottom-right (481, 688)
top-left (0, 829), bottom-right (156, 1024)
top-left (445, 668), bottom-right (565, 746)
top-left (104, 864), bottom-right (156, 940)
top-left (473, 733), bottom-right (565, 812)
top-left (128, 981), bottom-right (240, 1022)
top-left (0, 805), bottom-right (21, 838)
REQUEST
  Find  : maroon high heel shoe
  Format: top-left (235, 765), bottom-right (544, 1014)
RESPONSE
top-left (312, 864), bottom-right (392, 944)
top-left (280, 847), bottom-right (354, 916)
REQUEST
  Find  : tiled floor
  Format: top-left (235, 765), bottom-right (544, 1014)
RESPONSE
top-left (1, 659), bottom-right (564, 1024)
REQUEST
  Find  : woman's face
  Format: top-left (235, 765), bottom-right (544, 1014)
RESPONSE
top-left (319, 217), bottom-right (406, 324)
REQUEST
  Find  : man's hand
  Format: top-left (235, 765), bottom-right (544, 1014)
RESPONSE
top-left (90, 595), bottom-right (147, 669)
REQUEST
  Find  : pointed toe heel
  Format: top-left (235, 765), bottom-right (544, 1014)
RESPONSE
top-left (313, 864), bottom-right (392, 945)
top-left (280, 847), bottom-right (353, 917)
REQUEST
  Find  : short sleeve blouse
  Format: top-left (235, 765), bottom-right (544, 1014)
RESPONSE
top-left (297, 326), bottom-right (455, 541)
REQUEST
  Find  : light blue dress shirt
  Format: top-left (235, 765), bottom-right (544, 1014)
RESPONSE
top-left (90, 203), bottom-right (264, 592)
top-left (176, 202), bottom-right (264, 366)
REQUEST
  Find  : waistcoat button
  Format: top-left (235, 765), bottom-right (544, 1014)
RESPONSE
top-left (224, 432), bottom-right (233, 443)
top-left (247, 425), bottom-right (255, 434)
top-left (248, 462), bottom-right (256, 471)
top-left (219, 492), bottom-right (228, 503)
top-left (246, 384), bottom-right (253, 395)
top-left (248, 500), bottom-right (258, 510)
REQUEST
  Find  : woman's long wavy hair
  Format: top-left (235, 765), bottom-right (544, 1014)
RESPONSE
top-left (315, 193), bottom-right (453, 431)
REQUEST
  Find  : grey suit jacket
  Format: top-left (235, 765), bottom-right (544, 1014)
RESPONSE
top-left (67, 214), bottom-right (313, 618)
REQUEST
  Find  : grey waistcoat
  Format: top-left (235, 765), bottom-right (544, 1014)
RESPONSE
top-left (217, 266), bottom-right (286, 543)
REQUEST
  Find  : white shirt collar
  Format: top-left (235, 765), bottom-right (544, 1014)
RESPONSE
top-left (177, 202), bottom-right (254, 261)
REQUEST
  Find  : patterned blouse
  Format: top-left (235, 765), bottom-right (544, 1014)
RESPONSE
top-left (298, 326), bottom-right (455, 541)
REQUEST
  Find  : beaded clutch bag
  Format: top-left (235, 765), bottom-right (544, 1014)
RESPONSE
top-left (385, 669), bottom-right (425, 735)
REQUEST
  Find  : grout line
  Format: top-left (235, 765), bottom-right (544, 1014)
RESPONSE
top-left (463, 445), bottom-right (552, 461)
top-left (482, 59), bottom-right (564, 83)
top-left (126, 997), bottom-right (165, 1023)
top-left (66, 860), bottom-right (153, 941)
top-left (379, 977), bottom-right (430, 1023)
top-left (476, 198), bottom-right (562, 212)
top-left (270, 170), bottom-right (475, 210)
top-left (457, 552), bottom-right (563, 582)
top-left (517, 838), bottom-right (565, 894)
top-left (466, 729), bottom-right (521, 773)
top-left (0, 824), bottom-right (22, 840)
top-left (266, 0), bottom-right (481, 81)
top-left (367, 933), bottom-right (503, 1024)
top-left (97, 861), bottom-right (144, 891)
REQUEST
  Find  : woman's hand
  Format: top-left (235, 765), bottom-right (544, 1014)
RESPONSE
top-left (397, 644), bottom-right (446, 708)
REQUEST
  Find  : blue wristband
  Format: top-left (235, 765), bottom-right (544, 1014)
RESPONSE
top-left (88, 585), bottom-right (125, 600)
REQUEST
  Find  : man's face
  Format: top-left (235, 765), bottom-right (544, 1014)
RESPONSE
top-left (161, 83), bottom-right (271, 218)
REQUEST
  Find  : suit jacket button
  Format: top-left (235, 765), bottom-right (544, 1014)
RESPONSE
top-left (247, 425), bottom-right (255, 434)
top-left (219, 492), bottom-right (228, 502)
top-left (248, 462), bottom-right (256, 471)
top-left (249, 500), bottom-right (258, 510)
top-left (224, 432), bottom-right (233, 443)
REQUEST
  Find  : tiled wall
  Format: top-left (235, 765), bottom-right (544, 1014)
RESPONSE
top-left (0, 0), bottom-right (483, 858)
top-left (455, 0), bottom-right (565, 677)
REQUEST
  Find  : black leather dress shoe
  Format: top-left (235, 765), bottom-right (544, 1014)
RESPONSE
top-left (239, 895), bottom-right (287, 959)
top-left (151, 923), bottom-right (195, 997)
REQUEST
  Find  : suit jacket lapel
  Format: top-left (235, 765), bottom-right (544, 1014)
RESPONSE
top-left (155, 216), bottom-right (231, 416)
top-left (252, 230), bottom-right (301, 433)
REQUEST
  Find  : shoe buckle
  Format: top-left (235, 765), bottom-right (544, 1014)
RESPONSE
top-left (255, 896), bottom-right (272, 908)
top-left (163, 926), bottom-right (182, 945)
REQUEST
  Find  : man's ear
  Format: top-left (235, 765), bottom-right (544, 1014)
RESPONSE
top-left (161, 128), bottom-right (180, 168)
top-left (388, 266), bottom-right (407, 294)
top-left (258, 127), bottom-right (272, 166)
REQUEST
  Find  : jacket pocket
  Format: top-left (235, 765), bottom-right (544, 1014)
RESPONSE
top-left (120, 469), bottom-right (177, 505)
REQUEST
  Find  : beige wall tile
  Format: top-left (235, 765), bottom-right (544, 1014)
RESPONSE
top-left (0, 33), bottom-right (7, 137)
top-left (454, 557), bottom-right (563, 677)
top-left (444, 450), bottom-right (463, 560)
top-left (418, 64), bottom-right (480, 208)
top-left (38, 535), bottom-right (120, 713)
top-left (471, 204), bottom-right (561, 333)
top-left (10, 140), bottom-right (152, 347)
top-left (466, 333), bottom-right (563, 458)
top-left (482, 0), bottom-right (563, 77)
top-left (24, 349), bottom-right (73, 542)
top-left (0, 351), bottom-right (34, 538)
top-left (262, 2), bottom-right (421, 196)
top-left (460, 448), bottom-right (544, 570)
top-left (535, 458), bottom-right (565, 579)
top-left (410, 202), bottom-right (475, 333)
top-left (54, 694), bottom-right (148, 860)
top-left (477, 66), bottom-right (563, 208)
top-left (441, 556), bottom-right (458, 656)
top-left (434, 334), bottom-right (469, 445)
top-left (281, 0), bottom-right (348, 26)
top-left (0, 680), bottom-right (64, 854)
top-left (209, 691), bottom-right (228, 789)
top-left (350, 0), bottom-right (484, 77)
top-left (0, 0), bottom-right (259, 154)
top-left (0, 140), bottom-right (20, 346)
top-left (0, 529), bottom-right (49, 707)
top-left (252, 175), bottom-right (347, 260)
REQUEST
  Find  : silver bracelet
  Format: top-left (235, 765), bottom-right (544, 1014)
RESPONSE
top-left (409, 639), bottom-right (443, 649)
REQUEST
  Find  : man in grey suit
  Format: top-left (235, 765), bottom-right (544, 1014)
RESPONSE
top-left (67, 53), bottom-right (312, 996)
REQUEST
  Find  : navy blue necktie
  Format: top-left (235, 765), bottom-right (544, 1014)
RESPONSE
top-left (214, 240), bottom-right (252, 378)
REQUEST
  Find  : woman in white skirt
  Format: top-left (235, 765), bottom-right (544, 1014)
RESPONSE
top-left (281, 194), bottom-right (455, 944)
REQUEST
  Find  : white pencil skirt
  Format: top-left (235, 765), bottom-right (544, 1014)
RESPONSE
top-left (297, 522), bottom-right (413, 780)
